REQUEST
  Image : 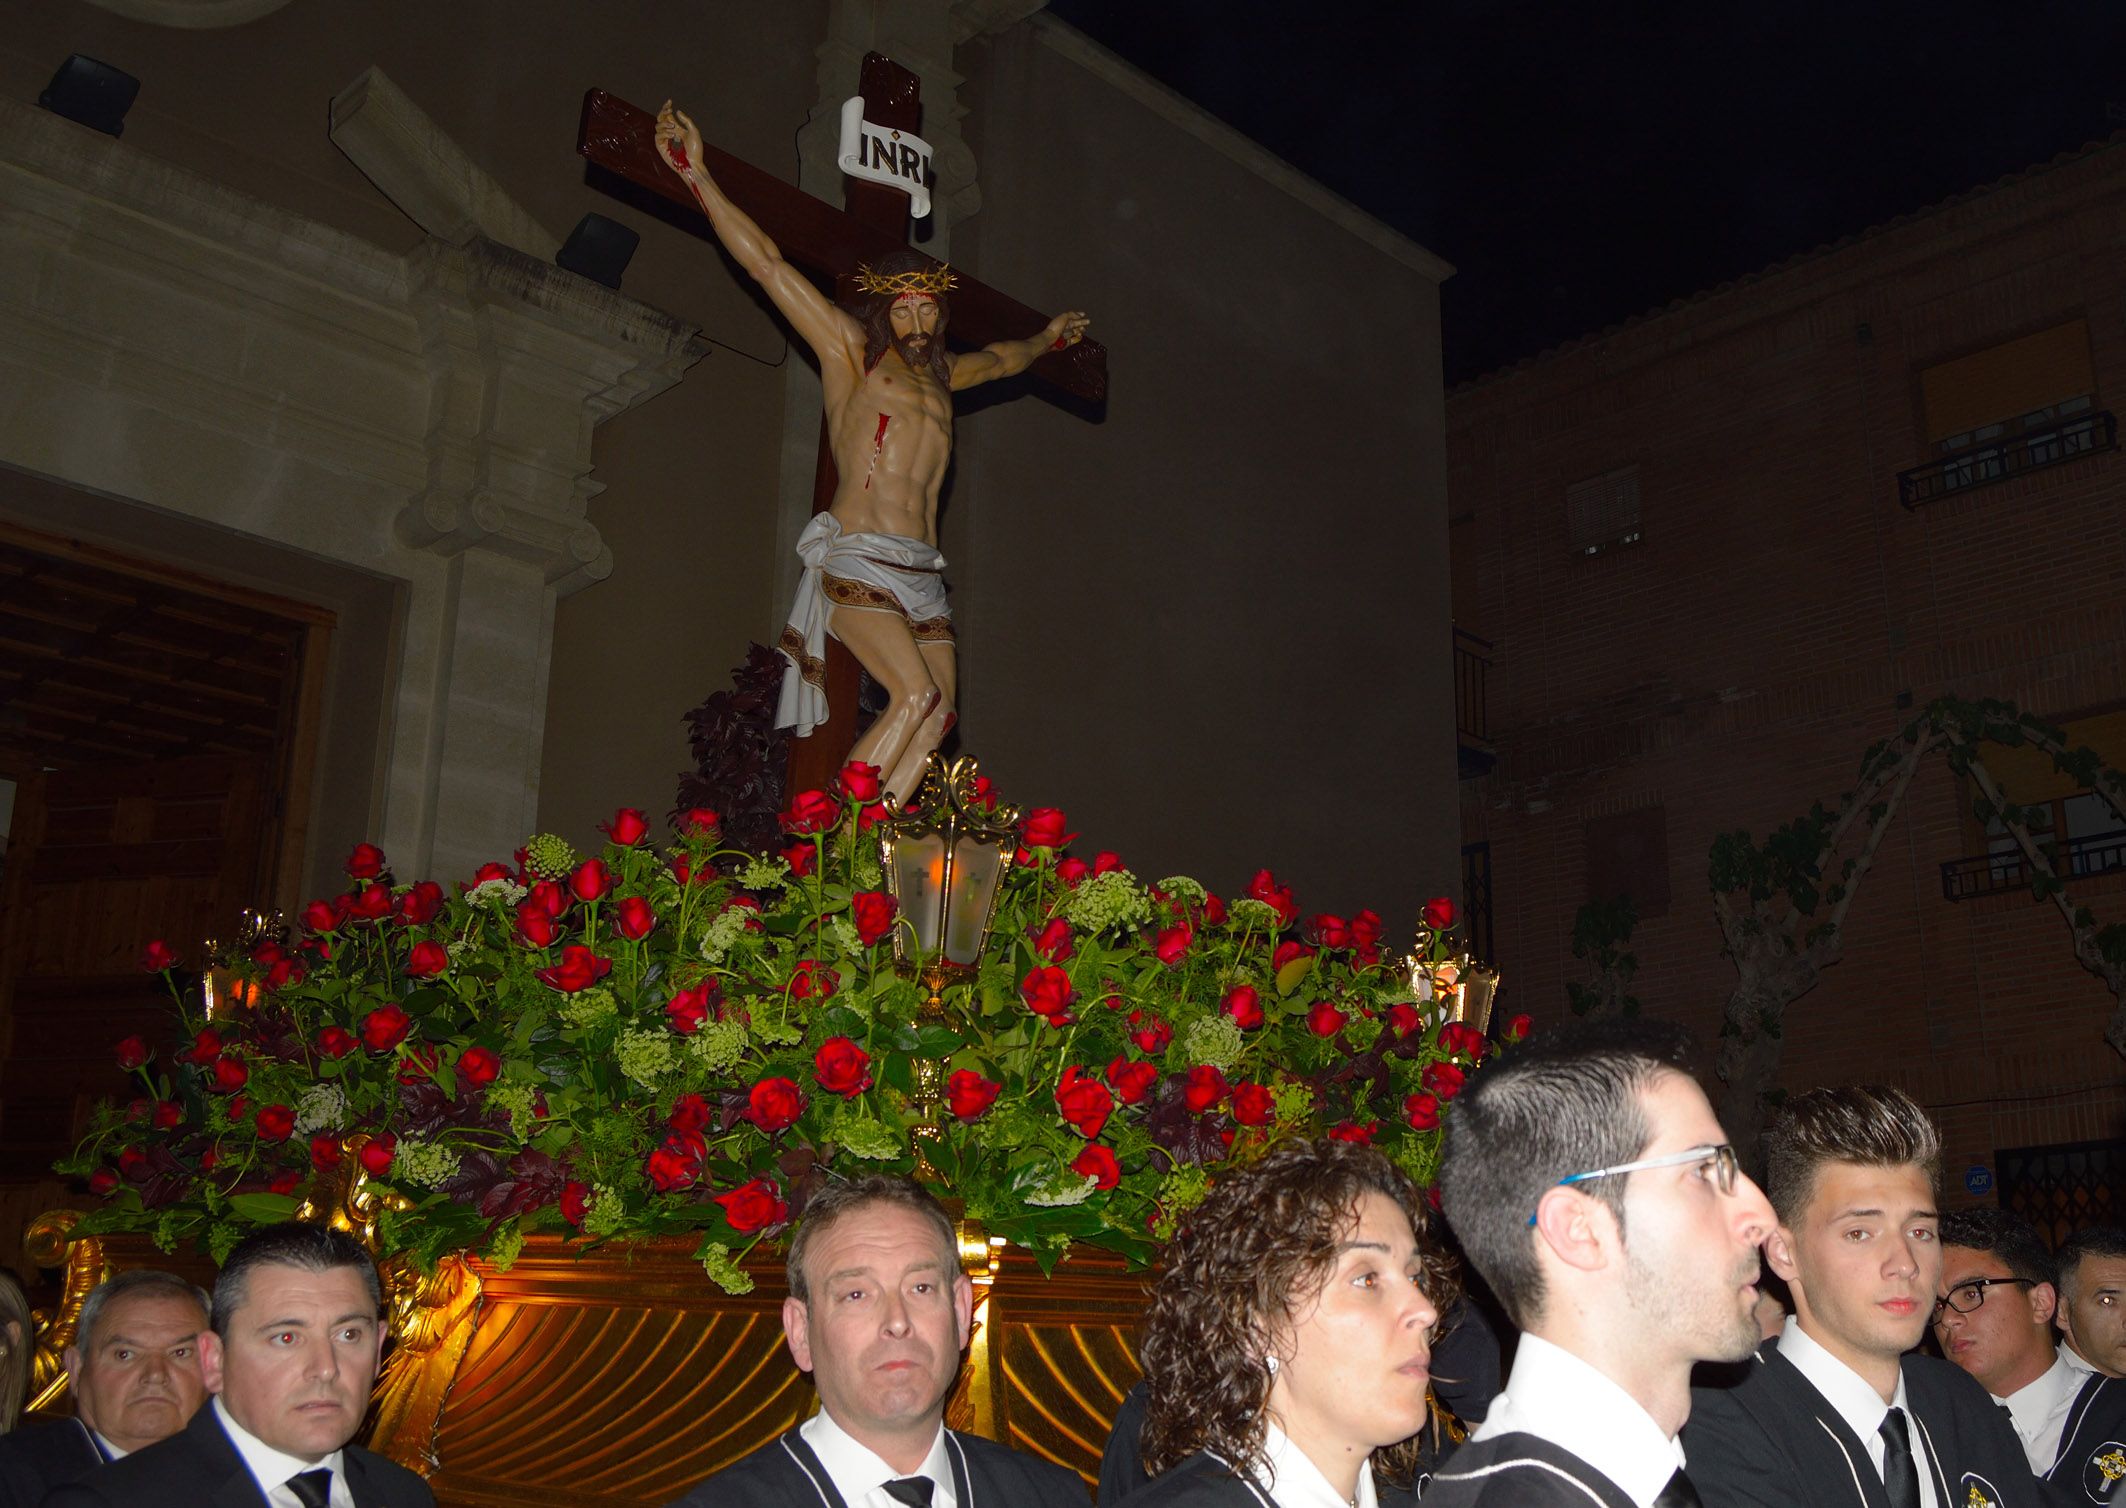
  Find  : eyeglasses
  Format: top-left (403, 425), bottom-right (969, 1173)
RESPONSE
top-left (1931, 1277), bottom-right (2033, 1321)
top-left (1527, 1143), bottom-right (1739, 1225)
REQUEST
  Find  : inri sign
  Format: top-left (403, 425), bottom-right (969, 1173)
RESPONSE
top-left (837, 96), bottom-right (933, 219)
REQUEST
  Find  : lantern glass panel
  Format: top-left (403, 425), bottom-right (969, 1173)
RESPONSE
top-left (943, 835), bottom-right (1005, 965)
top-left (891, 832), bottom-right (949, 955)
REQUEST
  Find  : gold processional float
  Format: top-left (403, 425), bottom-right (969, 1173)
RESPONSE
top-left (21, 758), bottom-right (1498, 1508)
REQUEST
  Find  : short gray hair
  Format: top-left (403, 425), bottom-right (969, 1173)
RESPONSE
top-left (74, 1270), bottom-right (211, 1359)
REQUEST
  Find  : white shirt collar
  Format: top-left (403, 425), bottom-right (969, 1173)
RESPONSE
top-left (1777, 1319), bottom-right (1938, 1508)
top-left (1471, 1333), bottom-right (1686, 1508)
top-left (1255, 1421), bottom-right (1377, 1508)
top-left (83, 1422), bottom-right (125, 1461)
top-left (211, 1398), bottom-right (347, 1506)
top-left (800, 1408), bottom-right (957, 1508)
top-left (2061, 1339), bottom-right (2102, 1378)
top-left (2000, 1349), bottom-right (2083, 1471)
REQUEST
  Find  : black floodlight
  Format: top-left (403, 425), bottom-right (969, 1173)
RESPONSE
top-left (38, 55), bottom-right (139, 139)
top-left (555, 213), bottom-right (638, 291)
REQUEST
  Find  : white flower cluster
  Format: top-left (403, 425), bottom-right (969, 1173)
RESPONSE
top-left (614, 1027), bottom-right (677, 1088)
top-left (391, 1139), bottom-right (462, 1190)
top-left (1180, 1014), bottom-right (1244, 1072)
top-left (699, 905), bottom-right (755, 963)
top-left (294, 1084), bottom-right (346, 1135)
top-left (1225, 898), bottom-right (1283, 931)
top-left (466, 877), bottom-right (528, 909)
top-left (1061, 869), bottom-right (1152, 935)
top-left (1024, 1173), bottom-right (1098, 1208)
top-left (738, 856), bottom-right (792, 891)
top-left (559, 986), bottom-right (618, 1029)
top-left (689, 1017), bottom-right (749, 1074)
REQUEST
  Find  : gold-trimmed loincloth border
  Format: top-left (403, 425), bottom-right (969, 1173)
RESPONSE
top-left (777, 625), bottom-right (826, 690)
top-left (822, 573), bottom-right (955, 643)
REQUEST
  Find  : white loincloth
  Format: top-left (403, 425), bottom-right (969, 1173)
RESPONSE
top-left (774, 512), bottom-right (953, 735)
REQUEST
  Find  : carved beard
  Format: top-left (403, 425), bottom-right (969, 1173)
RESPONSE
top-left (891, 330), bottom-right (933, 368)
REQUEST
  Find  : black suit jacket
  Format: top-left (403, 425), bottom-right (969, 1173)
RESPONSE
top-left (0, 1419), bottom-right (104, 1508)
top-left (1684, 1336), bottom-right (2040, 1508)
top-left (664, 1424), bottom-right (1088, 1508)
top-left (39, 1404), bottom-right (434, 1508)
top-left (1419, 1432), bottom-right (1639, 1508)
top-left (2043, 1370), bottom-right (2126, 1505)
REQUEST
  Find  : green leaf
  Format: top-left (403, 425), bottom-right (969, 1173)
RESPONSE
top-left (227, 1193), bottom-right (301, 1224)
top-left (1274, 955), bottom-right (1313, 998)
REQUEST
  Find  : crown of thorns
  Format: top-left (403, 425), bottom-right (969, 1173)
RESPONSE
top-left (854, 262), bottom-right (958, 297)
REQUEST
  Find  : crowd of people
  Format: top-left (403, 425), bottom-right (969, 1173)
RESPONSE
top-left (0, 1019), bottom-right (2116, 1507)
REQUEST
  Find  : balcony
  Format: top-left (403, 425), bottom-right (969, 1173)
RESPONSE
top-left (1898, 410), bottom-right (2116, 509)
top-left (1455, 627), bottom-right (1493, 777)
top-left (1939, 827), bottom-right (2126, 901)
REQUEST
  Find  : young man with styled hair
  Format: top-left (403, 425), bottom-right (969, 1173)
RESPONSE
top-left (1935, 1208), bottom-right (2126, 1493)
top-left (1684, 1086), bottom-right (2035, 1508)
top-left (666, 1175), bottom-right (1085, 1508)
top-left (2055, 1225), bottom-right (2126, 1380)
top-left (1424, 1019), bottom-right (1777, 1507)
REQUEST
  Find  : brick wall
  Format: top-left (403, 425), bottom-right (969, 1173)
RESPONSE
top-left (1448, 138), bottom-right (2126, 1199)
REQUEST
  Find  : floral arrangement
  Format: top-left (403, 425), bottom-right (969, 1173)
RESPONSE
top-left (63, 763), bottom-right (1519, 1291)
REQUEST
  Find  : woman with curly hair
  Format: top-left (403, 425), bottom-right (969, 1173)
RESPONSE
top-left (1123, 1137), bottom-right (1458, 1507)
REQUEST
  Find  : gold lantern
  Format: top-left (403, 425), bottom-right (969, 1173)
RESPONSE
top-left (878, 754), bottom-right (1021, 1006)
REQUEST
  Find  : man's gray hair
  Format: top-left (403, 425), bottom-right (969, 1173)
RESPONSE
top-left (73, 1270), bottom-right (211, 1360)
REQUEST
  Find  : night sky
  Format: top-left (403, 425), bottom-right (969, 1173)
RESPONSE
top-left (1046, 0), bottom-right (2126, 384)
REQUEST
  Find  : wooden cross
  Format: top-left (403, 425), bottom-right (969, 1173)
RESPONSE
top-left (577, 59), bottom-right (1107, 794)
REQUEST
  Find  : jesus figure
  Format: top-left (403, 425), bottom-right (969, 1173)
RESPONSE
top-left (655, 103), bottom-right (1090, 805)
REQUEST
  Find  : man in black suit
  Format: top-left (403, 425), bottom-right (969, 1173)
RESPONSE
top-left (0, 1269), bottom-right (210, 1505)
top-left (1684, 1086), bottom-right (2038, 1508)
top-left (2056, 1227), bottom-right (2126, 1381)
top-left (665, 1175), bottom-right (1085, 1508)
top-left (1423, 1019), bottom-right (1779, 1506)
top-left (1934, 1208), bottom-right (2126, 1502)
top-left (43, 1223), bottom-right (433, 1508)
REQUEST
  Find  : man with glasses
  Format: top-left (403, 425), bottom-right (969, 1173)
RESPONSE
top-left (1426, 1019), bottom-right (1776, 1506)
top-left (1684, 1086), bottom-right (2036, 1508)
top-left (1935, 1208), bottom-right (2126, 1495)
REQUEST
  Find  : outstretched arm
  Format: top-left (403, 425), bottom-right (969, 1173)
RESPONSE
top-left (949, 310), bottom-right (1089, 391)
top-left (656, 102), bottom-right (860, 369)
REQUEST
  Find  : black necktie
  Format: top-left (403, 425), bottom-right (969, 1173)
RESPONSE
top-left (1878, 1408), bottom-right (1921, 1508)
top-left (1654, 1467), bottom-right (1704, 1508)
top-left (881, 1479), bottom-right (934, 1508)
top-left (285, 1469), bottom-right (333, 1508)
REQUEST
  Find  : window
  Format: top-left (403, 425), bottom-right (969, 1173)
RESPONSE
top-left (1901, 322), bottom-right (2113, 506)
top-left (1942, 711), bottom-right (2126, 898)
top-left (1566, 465), bottom-right (1641, 556)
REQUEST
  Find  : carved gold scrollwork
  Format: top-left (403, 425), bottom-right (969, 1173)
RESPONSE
top-left (24, 1211), bottom-right (108, 1415)
top-left (370, 1255), bottom-right (482, 1477)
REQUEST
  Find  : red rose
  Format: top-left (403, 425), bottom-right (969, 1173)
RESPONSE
top-left (678, 807), bottom-right (720, 838)
top-left (851, 891), bottom-right (898, 947)
top-left (396, 1043), bottom-right (440, 1084)
top-left (117, 1146), bottom-right (149, 1181)
top-left (613, 895), bottom-right (657, 941)
top-left (266, 1170), bottom-right (302, 1197)
top-left (856, 802), bottom-right (890, 832)
top-left (255, 1104), bottom-right (295, 1142)
top-left (183, 1027), bottom-right (223, 1065)
top-left (1203, 893), bottom-right (1228, 925)
top-left (1030, 918), bottom-right (1074, 962)
top-left (1153, 924), bottom-right (1193, 967)
top-left (647, 1130), bottom-right (707, 1192)
top-left (457, 1046), bottom-right (501, 1088)
top-left (151, 1100), bottom-right (183, 1131)
top-left (947, 1070), bottom-right (1002, 1120)
top-left (361, 1003), bottom-right (412, 1052)
top-left (209, 1055), bottom-right (248, 1093)
top-left (1054, 1066), bottom-right (1114, 1139)
top-left (405, 940), bottom-right (449, 978)
top-left (1505, 1013), bottom-right (1533, 1042)
top-left (1306, 913), bottom-right (1350, 949)
top-left (1404, 1091), bottom-right (1441, 1131)
top-left (560, 1180), bottom-right (593, 1226)
top-left (1351, 910), bottom-right (1384, 947)
top-left (1019, 808), bottom-right (1075, 850)
top-left (345, 843), bottom-right (387, 879)
top-left (1437, 1022), bottom-right (1485, 1061)
top-left (1386, 1003), bottom-right (1423, 1037)
top-left (473, 862), bottom-right (513, 884)
top-left (667, 1092), bottom-right (713, 1133)
top-left (1072, 1143), bottom-right (1121, 1191)
top-left (300, 899), bottom-right (341, 933)
top-left (714, 1177), bottom-right (789, 1234)
top-left (1271, 941), bottom-right (1313, 973)
top-left (1246, 869), bottom-right (1298, 926)
top-left (1328, 1120), bottom-right (1377, 1145)
top-left (971, 774), bottom-right (1000, 810)
top-left (1182, 1065), bottom-right (1229, 1113)
top-left (1221, 985), bottom-right (1263, 1030)
top-left (789, 959), bottom-right (838, 1000)
top-left (1128, 1012), bottom-right (1173, 1054)
top-left (1093, 851), bottom-right (1125, 876)
top-left (1020, 965), bottom-right (1075, 1026)
top-left (743, 1077), bottom-right (805, 1133)
top-left (1055, 856), bottom-right (1090, 887)
top-left (348, 884), bottom-right (395, 923)
top-left (316, 1025), bottom-right (358, 1059)
top-left (1422, 1061), bottom-right (1467, 1100)
top-left (139, 939), bottom-right (179, 973)
top-left (837, 761), bottom-right (883, 802)
top-left (528, 881), bottom-right (570, 919)
top-left (1232, 1081), bottom-right (1275, 1126)
top-left (569, 859), bottom-right (612, 903)
top-left (781, 840), bottom-right (818, 878)
top-left (114, 1035), bottom-right (150, 1072)
top-left (1106, 1057), bottom-right (1159, 1105)
top-left (310, 1134), bottom-right (343, 1171)
top-left (536, 945), bottom-right (612, 994)
top-left (358, 1135), bottom-right (397, 1177)
top-left (1306, 1001), bottom-right (1348, 1037)
top-left (813, 1037), bottom-right (873, 1098)
top-left (664, 983), bottom-right (713, 1035)
top-left (1422, 896), bottom-right (1457, 930)
top-left (781, 789), bottom-right (838, 835)
top-left (228, 1095), bottom-right (250, 1121)
top-left (515, 903), bottom-right (559, 949)
top-left (88, 1168), bottom-right (119, 1197)
top-left (397, 881), bottom-right (445, 927)
top-left (263, 957), bottom-right (305, 992)
top-left (600, 807), bottom-right (649, 846)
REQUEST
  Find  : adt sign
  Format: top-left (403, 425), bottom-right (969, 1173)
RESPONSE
top-left (1964, 1164), bottom-right (1994, 1197)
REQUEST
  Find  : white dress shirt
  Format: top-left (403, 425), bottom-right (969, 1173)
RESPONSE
top-left (212, 1398), bottom-right (355, 1508)
top-left (1778, 1318), bottom-right (1940, 1508)
top-left (1254, 1420), bottom-right (1378, 1508)
top-left (2061, 1339), bottom-right (2102, 1379)
top-left (1472, 1333), bottom-right (1686, 1508)
top-left (1997, 1349), bottom-right (2082, 1471)
top-left (82, 1421), bottom-right (123, 1461)
top-left (800, 1408), bottom-right (959, 1508)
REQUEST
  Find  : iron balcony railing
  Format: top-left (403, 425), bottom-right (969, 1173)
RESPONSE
top-left (1940, 828), bottom-right (2126, 901)
top-left (1899, 410), bottom-right (2116, 508)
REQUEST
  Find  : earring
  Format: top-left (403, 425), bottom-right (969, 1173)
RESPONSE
top-left (1264, 1355), bottom-right (1279, 1374)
